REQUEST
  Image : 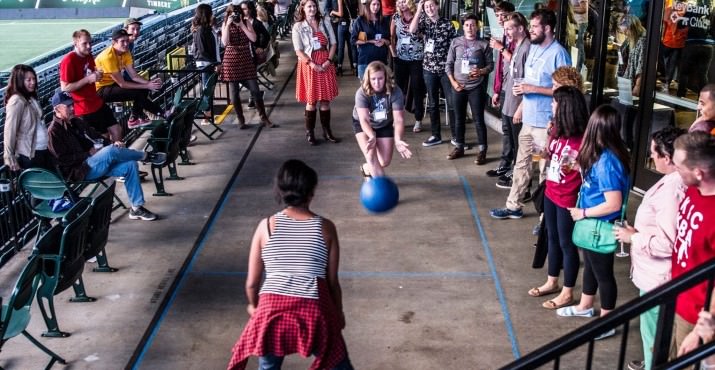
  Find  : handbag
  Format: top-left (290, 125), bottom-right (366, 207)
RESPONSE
top-left (571, 192), bottom-right (627, 254)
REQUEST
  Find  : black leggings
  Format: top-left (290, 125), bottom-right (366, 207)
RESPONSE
top-left (97, 84), bottom-right (163, 118)
top-left (544, 197), bottom-right (580, 287)
top-left (228, 79), bottom-right (262, 106)
top-left (582, 248), bottom-right (617, 310)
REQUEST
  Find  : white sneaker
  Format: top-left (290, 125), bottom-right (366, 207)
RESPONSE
top-left (200, 119), bottom-right (211, 126)
top-left (412, 121), bottom-right (422, 133)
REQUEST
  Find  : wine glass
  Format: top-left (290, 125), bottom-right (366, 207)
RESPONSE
top-left (614, 220), bottom-right (629, 257)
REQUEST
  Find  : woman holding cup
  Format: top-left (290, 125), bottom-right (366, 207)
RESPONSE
top-left (527, 86), bottom-right (588, 310)
top-left (557, 105), bottom-right (631, 341)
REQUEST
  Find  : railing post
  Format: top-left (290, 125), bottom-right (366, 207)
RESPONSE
top-left (0, 178), bottom-right (18, 252)
top-left (652, 300), bottom-right (676, 369)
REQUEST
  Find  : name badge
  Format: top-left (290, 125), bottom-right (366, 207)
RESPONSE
top-left (373, 110), bottom-right (387, 121)
top-left (461, 59), bottom-right (471, 74)
top-left (312, 36), bottom-right (321, 49)
top-left (375, 33), bottom-right (382, 40)
top-left (341, 21), bottom-right (347, 26)
top-left (425, 39), bottom-right (435, 53)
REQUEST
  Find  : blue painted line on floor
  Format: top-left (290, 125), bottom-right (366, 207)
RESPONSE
top-left (190, 270), bottom-right (493, 279)
top-left (460, 176), bottom-right (521, 359)
top-left (320, 174), bottom-right (458, 181)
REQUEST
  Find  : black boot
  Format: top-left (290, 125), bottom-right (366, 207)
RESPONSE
top-left (256, 100), bottom-right (278, 128)
top-left (319, 110), bottom-right (340, 143)
top-left (305, 109), bottom-right (317, 145)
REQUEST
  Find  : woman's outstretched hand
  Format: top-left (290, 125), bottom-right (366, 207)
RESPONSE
top-left (396, 140), bottom-right (412, 158)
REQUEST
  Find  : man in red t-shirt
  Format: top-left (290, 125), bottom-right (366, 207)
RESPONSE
top-left (671, 131), bottom-right (715, 356)
top-left (59, 29), bottom-right (122, 142)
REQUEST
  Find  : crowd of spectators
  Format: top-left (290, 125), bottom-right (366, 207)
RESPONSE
top-left (2, 0), bottom-right (715, 368)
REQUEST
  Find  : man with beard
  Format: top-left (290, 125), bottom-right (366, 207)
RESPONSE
top-left (60, 29), bottom-right (123, 142)
top-left (490, 9), bottom-right (570, 220)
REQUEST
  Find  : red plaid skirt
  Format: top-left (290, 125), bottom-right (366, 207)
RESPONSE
top-left (227, 279), bottom-right (348, 370)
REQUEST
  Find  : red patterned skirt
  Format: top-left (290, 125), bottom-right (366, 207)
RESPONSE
top-left (220, 45), bottom-right (257, 82)
top-left (296, 32), bottom-right (339, 103)
top-left (227, 279), bottom-right (348, 370)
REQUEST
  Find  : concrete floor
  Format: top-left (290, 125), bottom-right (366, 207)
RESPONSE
top-left (0, 40), bottom-right (646, 370)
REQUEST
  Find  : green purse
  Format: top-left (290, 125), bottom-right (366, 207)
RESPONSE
top-left (571, 193), bottom-right (627, 254)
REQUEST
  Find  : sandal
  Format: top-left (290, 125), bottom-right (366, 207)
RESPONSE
top-left (528, 286), bottom-right (560, 297)
top-left (542, 298), bottom-right (574, 310)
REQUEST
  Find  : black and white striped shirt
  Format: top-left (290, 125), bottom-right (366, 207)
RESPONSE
top-left (259, 212), bottom-right (328, 299)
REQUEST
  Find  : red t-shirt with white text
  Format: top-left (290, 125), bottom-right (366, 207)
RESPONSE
top-left (544, 135), bottom-right (583, 209)
top-left (59, 51), bottom-right (103, 116)
top-left (672, 185), bottom-right (715, 324)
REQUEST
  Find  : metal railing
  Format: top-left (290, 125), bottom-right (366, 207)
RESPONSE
top-left (502, 258), bottom-right (715, 370)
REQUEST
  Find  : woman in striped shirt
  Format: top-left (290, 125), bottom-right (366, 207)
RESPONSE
top-left (228, 159), bottom-right (353, 370)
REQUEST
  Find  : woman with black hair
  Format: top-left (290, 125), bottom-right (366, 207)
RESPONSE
top-left (557, 105), bottom-right (631, 341)
top-left (3, 64), bottom-right (54, 171)
top-left (227, 159), bottom-right (353, 370)
top-left (527, 86), bottom-right (588, 311)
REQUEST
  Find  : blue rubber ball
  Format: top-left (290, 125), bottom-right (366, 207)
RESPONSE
top-left (360, 176), bottom-right (399, 213)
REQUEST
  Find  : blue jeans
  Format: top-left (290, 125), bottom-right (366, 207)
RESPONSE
top-left (499, 112), bottom-right (518, 169)
top-left (544, 196), bottom-right (580, 287)
top-left (258, 353), bottom-right (354, 370)
top-left (336, 21), bottom-right (354, 67)
top-left (85, 146), bottom-right (145, 207)
top-left (423, 70), bottom-right (455, 140)
top-left (452, 84), bottom-right (487, 150)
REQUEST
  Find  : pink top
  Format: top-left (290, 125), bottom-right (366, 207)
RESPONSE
top-left (630, 171), bottom-right (684, 292)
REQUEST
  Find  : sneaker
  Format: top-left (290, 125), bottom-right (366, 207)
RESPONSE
top-left (422, 136), bottom-right (443, 147)
top-left (188, 135), bottom-right (198, 145)
top-left (144, 152), bottom-right (167, 166)
top-left (128, 206), bottom-right (158, 221)
top-left (627, 360), bottom-right (645, 370)
top-left (523, 190), bottom-right (533, 203)
top-left (127, 116), bottom-right (152, 129)
top-left (486, 166), bottom-right (509, 178)
top-left (200, 119), bottom-right (211, 126)
top-left (594, 328), bottom-right (616, 341)
top-left (496, 175), bottom-right (513, 189)
top-left (412, 122), bottom-right (422, 133)
top-left (489, 207), bottom-right (523, 219)
top-left (86, 256), bottom-right (97, 263)
top-left (447, 147), bottom-right (464, 160)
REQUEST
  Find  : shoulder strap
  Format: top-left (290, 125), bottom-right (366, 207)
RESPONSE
top-left (266, 215), bottom-right (273, 237)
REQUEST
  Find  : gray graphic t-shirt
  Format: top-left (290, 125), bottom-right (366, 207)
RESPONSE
top-left (352, 86), bottom-right (405, 129)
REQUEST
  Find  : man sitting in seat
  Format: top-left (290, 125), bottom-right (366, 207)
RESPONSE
top-left (95, 29), bottom-right (166, 129)
top-left (47, 89), bottom-right (165, 221)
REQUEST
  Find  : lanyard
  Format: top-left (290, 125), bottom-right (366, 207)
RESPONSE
top-left (528, 39), bottom-right (556, 68)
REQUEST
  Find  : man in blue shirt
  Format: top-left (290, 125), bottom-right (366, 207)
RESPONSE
top-left (491, 9), bottom-right (571, 219)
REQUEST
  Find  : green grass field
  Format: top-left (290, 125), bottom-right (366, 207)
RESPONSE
top-left (0, 18), bottom-right (125, 71)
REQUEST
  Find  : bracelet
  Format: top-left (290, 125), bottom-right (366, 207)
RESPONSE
top-left (582, 208), bottom-right (587, 218)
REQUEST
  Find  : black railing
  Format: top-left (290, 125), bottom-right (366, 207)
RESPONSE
top-left (0, 166), bottom-right (37, 269)
top-left (502, 259), bottom-right (715, 370)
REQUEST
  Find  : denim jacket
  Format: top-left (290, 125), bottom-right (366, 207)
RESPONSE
top-left (292, 18), bottom-right (336, 56)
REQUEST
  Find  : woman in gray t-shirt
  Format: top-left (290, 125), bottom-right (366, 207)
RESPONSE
top-left (353, 61), bottom-right (412, 178)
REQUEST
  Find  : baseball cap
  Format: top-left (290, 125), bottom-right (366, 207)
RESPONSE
top-left (51, 88), bottom-right (73, 107)
top-left (124, 18), bottom-right (143, 27)
top-left (111, 29), bottom-right (130, 41)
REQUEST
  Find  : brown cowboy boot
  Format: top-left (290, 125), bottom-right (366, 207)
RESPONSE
top-left (319, 109), bottom-right (340, 143)
top-left (305, 109), bottom-right (317, 145)
top-left (234, 102), bottom-right (247, 129)
top-left (256, 100), bottom-right (278, 128)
